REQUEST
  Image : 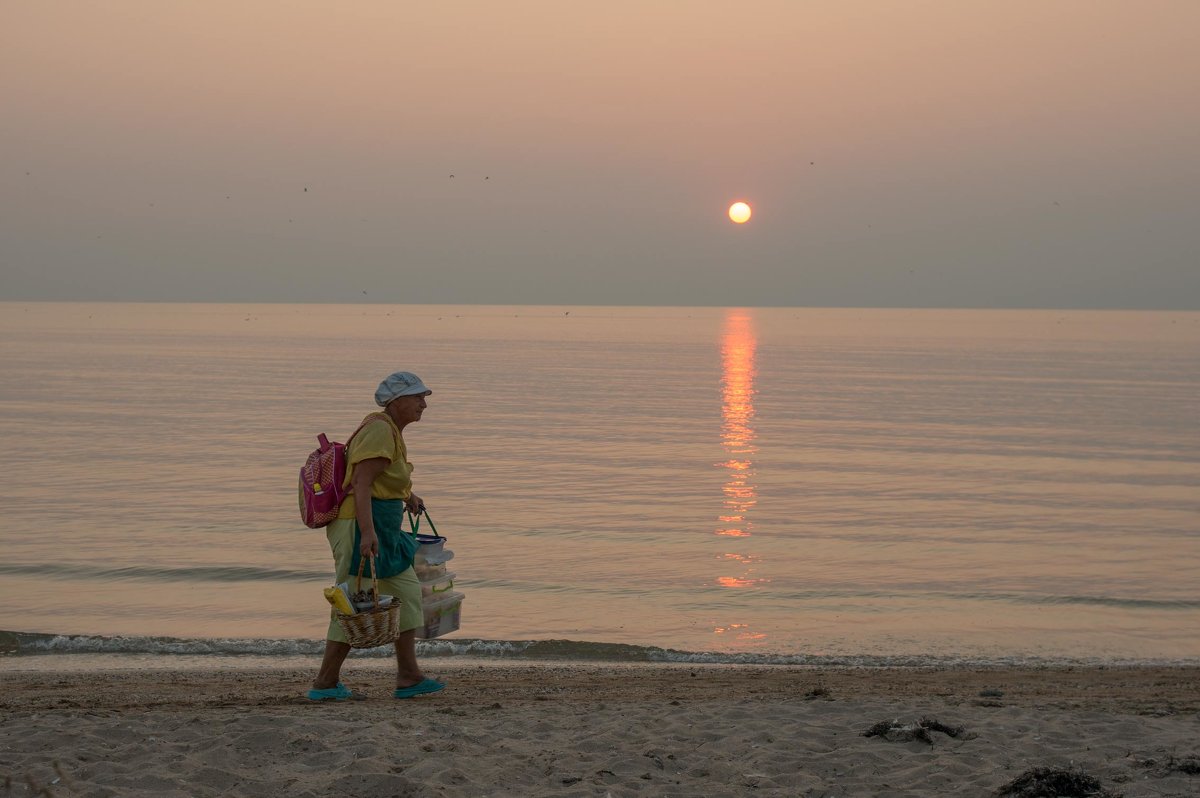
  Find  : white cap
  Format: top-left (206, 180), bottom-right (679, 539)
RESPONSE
top-left (374, 371), bottom-right (432, 406)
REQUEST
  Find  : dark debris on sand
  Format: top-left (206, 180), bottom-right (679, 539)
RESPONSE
top-left (862, 716), bottom-right (964, 744)
top-left (1135, 754), bottom-right (1200, 776)
top-left (995, 766), bottom-right (1122, 798)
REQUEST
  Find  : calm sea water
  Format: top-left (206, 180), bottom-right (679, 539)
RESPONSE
top-left (1, 303), bottom-right (1198, 666)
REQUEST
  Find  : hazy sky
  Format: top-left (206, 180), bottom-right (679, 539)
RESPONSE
top-left (3, 1), bottom-right (1198, 308)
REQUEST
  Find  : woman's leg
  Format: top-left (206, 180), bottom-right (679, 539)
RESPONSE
top-left (314, 519), bottom-right (356, 689)
top-left (314, 640), bottom-right (352, 689)
top-left (386, 566), bottom-right (428, 688)
top-left (394, 629), bottom-right (424, 688)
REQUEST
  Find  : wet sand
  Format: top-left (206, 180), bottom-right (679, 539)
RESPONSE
top-left (1, 662), bottom-right (1197, 797)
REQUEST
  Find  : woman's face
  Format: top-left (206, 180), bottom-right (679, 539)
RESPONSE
top-left (389, 393), bottom-right (428, 426)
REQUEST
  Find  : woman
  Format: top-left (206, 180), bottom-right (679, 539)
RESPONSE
top-left (308, 370), bottom-right (444, 700)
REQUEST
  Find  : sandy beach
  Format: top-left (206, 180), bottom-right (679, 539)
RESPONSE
top-left (1, 662), bottom-right (1197, 797)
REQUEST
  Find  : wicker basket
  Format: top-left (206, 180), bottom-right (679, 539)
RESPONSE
top-left (336, 556), bottom-right (403, 649)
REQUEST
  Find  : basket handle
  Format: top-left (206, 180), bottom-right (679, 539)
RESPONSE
top-left (354, 555), bottom-right (380, 610)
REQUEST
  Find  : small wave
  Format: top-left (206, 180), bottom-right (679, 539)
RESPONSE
top-left (0, 563), bottom-right (328, 583)
top-left (842, 590), bottom-right (1200, 611)
top-left (3, 631), bottom-right (1197, 668)
top-left (1, 631), bottom-right (324, 658)
top-left (4, 564), bottom-right (1192, 612)
top-left (465, 580), bottom-right (1200, 611)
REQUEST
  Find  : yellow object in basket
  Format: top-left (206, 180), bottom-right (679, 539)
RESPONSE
top-left (323, 586), bottom-right (355, 615)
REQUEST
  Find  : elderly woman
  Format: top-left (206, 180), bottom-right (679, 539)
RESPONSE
top-left (308, 371), bottom-right (444, 700)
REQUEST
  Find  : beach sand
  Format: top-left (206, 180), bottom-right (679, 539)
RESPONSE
top-left (1, 662), bottom-right (1197, 797)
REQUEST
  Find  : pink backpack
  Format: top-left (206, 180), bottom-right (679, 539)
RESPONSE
top-left (298, 413), bottom-right (394, 529)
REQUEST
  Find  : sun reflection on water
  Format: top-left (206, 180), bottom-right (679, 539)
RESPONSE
top-left (717, 310), bottom-right (759, 539)
top-left (713, 310), bottom-right (769, 644)
top-left (713, 623), bottom-right (768, 641)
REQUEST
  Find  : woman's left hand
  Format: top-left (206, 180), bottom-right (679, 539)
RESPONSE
top-left (407, 493), bottom-right (426, 515)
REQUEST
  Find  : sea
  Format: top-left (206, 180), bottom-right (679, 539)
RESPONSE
top-left (1, 303), bottom-right (1198, 671)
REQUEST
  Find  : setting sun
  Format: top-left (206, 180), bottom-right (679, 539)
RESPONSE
top-left (728, 201), bottom-right (752, 224)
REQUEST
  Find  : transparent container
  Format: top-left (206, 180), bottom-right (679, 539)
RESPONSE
top-left (413, 560), bottom-right (447, 581)
top-left (420, 571), bottom-right (456, 599)
top-left (414, 534), bottom-right (453, 565)
top-left (415, 591), bottom-right (464, 639)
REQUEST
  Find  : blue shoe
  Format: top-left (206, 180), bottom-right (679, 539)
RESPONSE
top-left (306, 682), bottom-right (365, 701)
top-left (393, 678), bottom-right (445, 699)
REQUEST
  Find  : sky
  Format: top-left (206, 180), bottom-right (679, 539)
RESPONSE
top-left (2, 1), bottom-right (1198, 308)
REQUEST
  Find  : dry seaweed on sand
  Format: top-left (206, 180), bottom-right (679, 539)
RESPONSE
top-left (862, 716), bottom-right (964, 744)
top-left (995, 766), bottom-right (1122, 798)
top-left (1165, 755), bottom-right (1200, 775)
top-left (1135, 754), bottom-right (1200, 776)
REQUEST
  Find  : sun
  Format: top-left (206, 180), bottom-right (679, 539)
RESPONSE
top-left (728, 201), bottom-right (752, 224)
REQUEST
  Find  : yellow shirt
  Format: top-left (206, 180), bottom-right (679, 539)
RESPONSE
top-left (336, 413), bottom-right (413, 519)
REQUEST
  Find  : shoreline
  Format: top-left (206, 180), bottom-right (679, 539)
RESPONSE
top-left (7, 630), bottom-right (1200, 670)
top-left (3, 661), bottom-right (1200, 713)
top-left (3, 663), bottom-right (1197, 796)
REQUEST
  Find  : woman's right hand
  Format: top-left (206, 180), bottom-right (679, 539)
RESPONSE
top-left (359, 530), bottom-right (379, 559)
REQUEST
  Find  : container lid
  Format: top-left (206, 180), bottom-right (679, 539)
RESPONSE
top-left (416, 549), bottom-right (454, 565)
top-left (419, 571), bottom-right (456, 585)
top-left (423, 590), bottom-right (464, 609)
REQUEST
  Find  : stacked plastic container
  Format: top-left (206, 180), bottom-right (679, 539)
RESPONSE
top-left (413, 533), bottom-right (464, 638)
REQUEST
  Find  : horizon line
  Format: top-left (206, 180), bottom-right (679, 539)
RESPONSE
top-left (3, 299), bottom-right (1198, 312)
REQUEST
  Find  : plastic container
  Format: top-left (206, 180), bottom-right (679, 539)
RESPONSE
top-left (413, 560), bottom-right (447, 581)
top-left (414, 534), bottom-right (454, 566)
top-left (414, 548), bottom-right (454, 566)
top-left (415, 591), bottom-right (463, 639)
top-left (420, 571), bottom-right (456, 599)
top-left (415, 533), bottom-right (445, 555)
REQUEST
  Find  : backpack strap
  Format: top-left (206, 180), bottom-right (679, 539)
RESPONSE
top-left (343, 412), bottom-right (401, 494)
top-left (346, 412), bottom-right (394, 446)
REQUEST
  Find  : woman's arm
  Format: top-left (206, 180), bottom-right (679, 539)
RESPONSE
top-left (351, 456), bottom-right (390, 559)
